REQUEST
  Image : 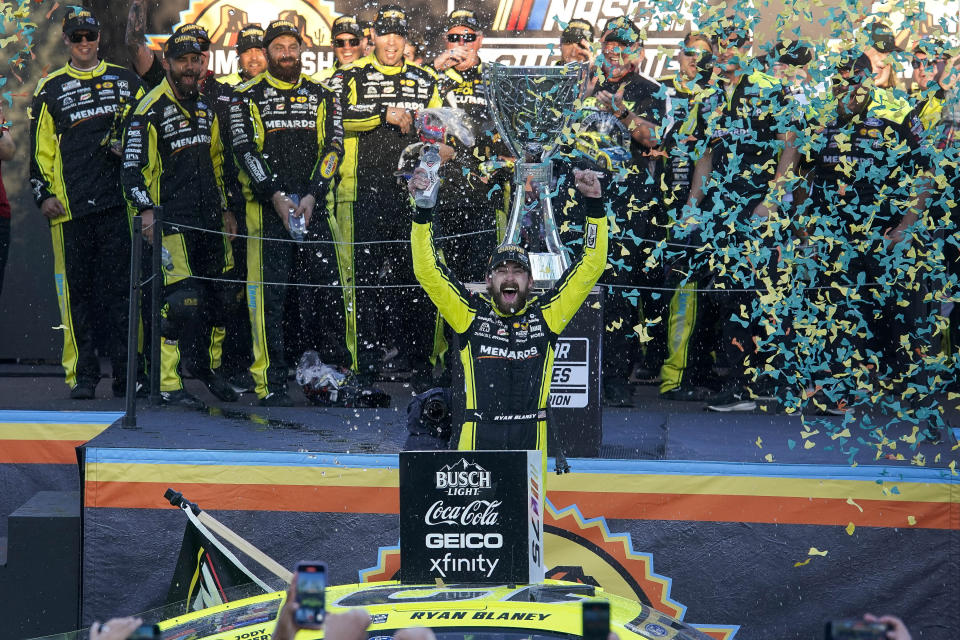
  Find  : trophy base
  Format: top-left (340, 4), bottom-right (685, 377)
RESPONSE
top-left (530, 252), bottom-right (571, 289)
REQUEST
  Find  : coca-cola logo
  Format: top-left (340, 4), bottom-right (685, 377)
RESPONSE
top-left (424, 499), bottom-right (502, 526)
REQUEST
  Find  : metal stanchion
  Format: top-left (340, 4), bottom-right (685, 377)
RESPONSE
top-left (149, 206), bottom-right (163, 404)
top-left (122, 216), bottom-right (143, 428)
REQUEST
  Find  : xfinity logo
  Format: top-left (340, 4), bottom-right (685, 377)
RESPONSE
top-left (436, 458), bottom-right (491, 496)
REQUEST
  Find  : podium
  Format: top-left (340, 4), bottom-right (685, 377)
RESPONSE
top-left (450, 285), bottom-right (603, 457)
top-left (399, 450), bottom-right (544, 584)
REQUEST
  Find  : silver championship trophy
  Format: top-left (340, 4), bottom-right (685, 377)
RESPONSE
top-left (483, 62), bottom-right (588, 288)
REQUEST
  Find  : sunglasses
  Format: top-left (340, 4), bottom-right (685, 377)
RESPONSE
top-left (334, 37), bottom-right (361, 48)
top-left (681, 47), bottom-right (707, 57)
top-left (447, 33), bottom-right (477, 43)
top-left (69, 31), bottom-right (98, 43)
top-left (910, 57), bottom-right (938, 69)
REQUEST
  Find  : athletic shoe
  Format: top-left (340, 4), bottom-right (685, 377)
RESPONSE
top-left (706, 388), bottom-right (756, 412)
top-left (159, 389), bottom-right (207, 410)
top-left (259, 391), bottom-right (294, 407)
top-left (190, 368), bottom-right (239, 402)
top-left (661, 384), bottom-right (712, 402)
top-left (70, 381), bottom-right (97, 400)
top-left (603, 379), bottom-right (635, 407)
top-left (225, 371), bottom-right (254, 394)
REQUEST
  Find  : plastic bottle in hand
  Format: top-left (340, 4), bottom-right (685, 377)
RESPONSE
top-left (287, 194), bottom-right (305, 241)
top-left (160, 246), bottom-right (174, 272)
top-left (413, 144), bottom-right (442, 208)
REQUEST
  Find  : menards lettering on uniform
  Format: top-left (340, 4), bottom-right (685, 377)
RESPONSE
top-left (70, 105), bottom-right (115, 122)
top-left (478, 345), bottom-right (539, 359)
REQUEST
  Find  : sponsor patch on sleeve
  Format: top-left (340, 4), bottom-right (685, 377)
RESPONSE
top-left (319, 151), bottom-right (339, 179)
top-left (586, 222), bottom-right (597, 249)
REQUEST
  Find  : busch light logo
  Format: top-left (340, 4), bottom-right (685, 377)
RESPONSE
top-left (436, 458), bottom-right (492, 496)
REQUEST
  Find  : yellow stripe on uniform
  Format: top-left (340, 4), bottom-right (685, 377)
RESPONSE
top-left (50, 224), bottom-right (80, 387)
top-left (246, 199), bottom-right (270, 397)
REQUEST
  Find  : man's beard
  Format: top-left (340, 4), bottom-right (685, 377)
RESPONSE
top-left (268, 55), bottom-right (302, 82)
top-left (170, 70), bottom-right (199, 100)
top-left (489, 281), bottom-right (529, 315)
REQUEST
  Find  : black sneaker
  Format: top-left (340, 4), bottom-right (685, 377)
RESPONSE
top-left (259, 391), bottom-right (294, 407)
top-left (160, 389), bottom-right (207, 410)
top-left (70, 381), bottom-right (97, 400)
top-left (112, 378), bottom-right (148, 398)
top-left (225, 371), bottom-right (254, 394)
top-left (603, 380), bottom-right (635, 407)
top-left (191, 368), bottom-right (239, 402)
top-left (661, 384), bottom-right (712, 402)
top-left (706, 387), bottom-right (756, 412)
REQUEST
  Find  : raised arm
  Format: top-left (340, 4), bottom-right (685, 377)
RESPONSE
top-left (540, 169), bottom-right (608, 334)
top-left (125, 0), bottom-right (157, 78)
top-left (410, 202), bottom-right (478, 335)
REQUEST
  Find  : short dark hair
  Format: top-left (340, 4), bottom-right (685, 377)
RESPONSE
top-left (683, 31), bottom-right (714, 52)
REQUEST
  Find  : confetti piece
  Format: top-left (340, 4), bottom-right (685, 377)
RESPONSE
top-left (808, 548), bottom-right (828, 557)
top-left (845, 522), bottom-right (855, 536)
top-left (907, 516), bottom-right (916, 526)
top-left (793, 559), bottom-right (811, 568)
top-left (847, 498), bottom-right (863, 513)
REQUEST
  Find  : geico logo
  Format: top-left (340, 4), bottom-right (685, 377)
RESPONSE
top-left (69, 105), bottom-right (114, 121)
top-left (425, 533), bottom-right (504, 549)
top-left (264, 119), bottom-right (316, 129)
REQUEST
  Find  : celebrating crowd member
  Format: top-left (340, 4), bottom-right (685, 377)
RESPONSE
top-left (657, 31), bottom-right (721, 401)
top-left (0, 102), bottom-right (15, 300)
top-left (684, 16), bottom-right (800, 412)
top-left (432, 8), bottom-right (504, 280)
top-left (411, 166), bottom-right (607, 471)
top-left (229, 19), bottom-right (345, 406)
top-left (799, 51), bottom-right (929, 412)
top-left (334, 5), bottom-right (442, 390)
top-left (558, 19), bottom-right (595, 64)
top-left (30, 9), bottom-right (145, 399)
top-left (121, 32), bottom-right (237, 408)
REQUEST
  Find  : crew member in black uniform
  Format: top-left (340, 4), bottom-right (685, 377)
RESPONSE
top-left (411, 166), bottom-right (608, 475)
top-left (685, 19), bottom-right (800, 412)
top-left (800, 52), bottom-right (929, 411)
top-left (657, 31), bottom-right (722, 401)
top-left (334, 5), bottom-right (442, 389)
top-left (122, 32), bottom-right (237, 408)
top-left (432, 8), bottom-right (505, 280)
top-left (562, 16), bottom-right (666, 406)
top-left (29, 9), bottom-right (145, 399)
top-left (230, 20), bottom-right (345, 406)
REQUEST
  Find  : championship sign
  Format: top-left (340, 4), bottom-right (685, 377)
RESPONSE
top-left (399, 451), bottom-right (545, 584)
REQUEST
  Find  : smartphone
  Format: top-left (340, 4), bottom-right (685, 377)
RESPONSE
top-left (582, 600), bottom-right (610, 640)
top-left (825, 619), bottom-right (889, 640)
top-left (127, 624), bottom-right (160, 640)
top-left (293, 561), bottom-right (327, 629)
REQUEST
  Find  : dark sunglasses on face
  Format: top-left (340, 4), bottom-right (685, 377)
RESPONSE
top-left (681, 47), bottom-right (707, 58)
top-left (447, 32), bottom-right (477, 43)
top-left (69, 31), bottom-right (98, 43)
top-left (334, 37), bottom-right (361, 48)
top-left (910, 57), bottom-right (937, 69)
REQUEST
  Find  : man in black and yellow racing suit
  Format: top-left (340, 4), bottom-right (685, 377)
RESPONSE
top-left (121, 32), bottom-right (236, 408)
top-left (229, 20), bottom-right (345, 406)
top-left (411, 168), bottom-right (608, 471)
top-left (29, 9), bottom-right (145, 399)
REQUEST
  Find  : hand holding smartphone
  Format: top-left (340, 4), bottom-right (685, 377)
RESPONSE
top-left (293, 561), bottom-right (327, 629)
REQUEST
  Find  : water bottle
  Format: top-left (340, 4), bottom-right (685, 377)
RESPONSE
top-left (413, 144), bottom-right (442, 208)
top-left (287, 194), bottom-right (305, 241)
top-left (160, 246), bottom-right (174, 272)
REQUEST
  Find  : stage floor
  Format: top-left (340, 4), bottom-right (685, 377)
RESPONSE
top-left (2, 362), bottom-right (955, 469)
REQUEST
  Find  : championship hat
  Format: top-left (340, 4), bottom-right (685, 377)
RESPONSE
top-left (488, 245), bottom-right (531, 274)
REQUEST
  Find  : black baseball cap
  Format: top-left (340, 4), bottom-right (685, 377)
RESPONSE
top-left (775, 40), bottom-right (813, 66)
top-left (174, 23), bottom-right (210, 50)
top-left (603, 16), bottom-right (642, 45)
top-left (373, 5), bottom-right (408, 37)
top-left (63, 9), bottom-right (100, 35)
top-left (236, 24), bottom-right (264, 53)
top-left (488, 245), bottom-right (531, 274)
top-left (867, 21), bottom-right (901, 53)
top-left (835, 50), bottom-right (873, 83)
top-left (165, 33), bottom-right (203, 59)
top-left (446, 8), bottom-right (481, 32)
top-left (332, 15), bottom-right (363, 38)
top-left (264, 19), bottom-right (302, 47)
top-left (561, 19), bottom-right (594, 44)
